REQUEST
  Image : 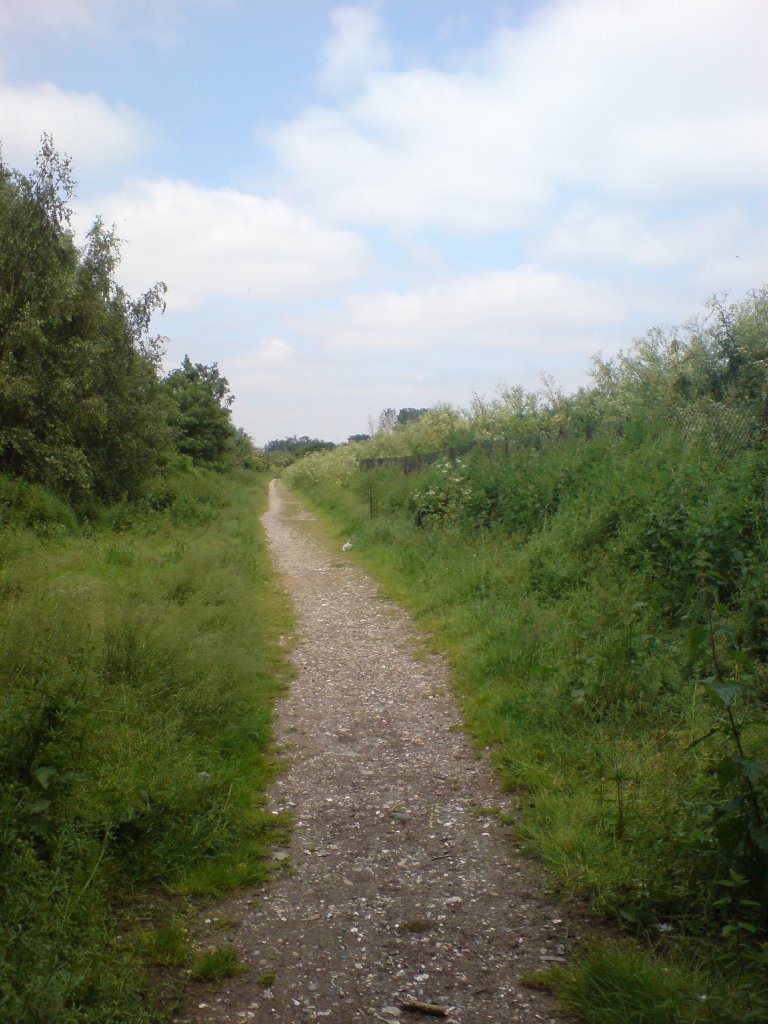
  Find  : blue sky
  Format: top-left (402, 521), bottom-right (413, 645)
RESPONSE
top-left (1, 0), bottom-right (766, 444)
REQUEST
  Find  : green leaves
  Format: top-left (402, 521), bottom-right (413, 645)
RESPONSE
top-left (706, 683), bottom-right (740, 707)
top-left (750, 824), bottom-right (768, 852)
top-left (164, 356), bottom-right (236, 467)
top-left (732, 758), bottom-right (768, 783)
top-left (713, 756), bottom-right (765, 799)
top-left (0, 139), bottom-right (170, 499)
top-left (688, 622), bottom-right (709, 664)
top-left (33, 765), bottom-right (56, 790)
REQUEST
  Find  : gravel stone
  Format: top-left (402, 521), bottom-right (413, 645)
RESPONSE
top-left (178, 481), bottom-right (585, 1024)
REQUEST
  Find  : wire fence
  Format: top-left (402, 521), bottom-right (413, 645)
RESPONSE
top-left (357, 399), bottom-right (768, 475)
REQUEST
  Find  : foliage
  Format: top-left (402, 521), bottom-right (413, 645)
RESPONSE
top-left (263, 434), bottom-right (337, 468)
top-left (410, 458), bottom-right (476, 529)
top-left (0, 138), bottom-right (277, 1022)
top-left (228, 426), bottom-right (268, 471)
top-left (373, 407), bottom-right (429, 433)
top-left (190, 946), bottom-right (246, 981)
top-left (535, 944), bottom-right (707, 1024)
top-left (0, 469), bottom-right (293, 1022)
top-left (287, 288), bottom-right (768, 1021)
top-left (0, 140), bottom-right (260, 493)
top-left (163, 356), bottom-right (236, 467)
top-left (286, 443), bottom-right (359, 491)
top-left (0, 137), bottom-right (170, 499)
top-left (372, 403), bottom-right (472, 455)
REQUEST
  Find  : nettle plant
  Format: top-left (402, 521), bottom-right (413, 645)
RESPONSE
top-left (410, 459), bottom-right (475, 529)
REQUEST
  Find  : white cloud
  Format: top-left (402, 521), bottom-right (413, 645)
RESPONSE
top-left (318, 6), bottom-right (391, 95)
top-left (228, 361), bottom-right (367, 444)
top-left (537, 205), bottom-right (758, 270)
top-left (0, 0), bottom-right (107, 31)
top-left (161, 265), bottom-right (634, 445)
top-left (231, 338), bottom-right (297, 371)
top-left (0, 78), bottom-right (150, 173)
top-left (302, 266), bottom-right (624, 356)
top-left (271, 0), bottom-right (768, 232)
top-left (0, 0), bottom-right (232, 33)
top-left (79, 178), bottom-right (371, 309)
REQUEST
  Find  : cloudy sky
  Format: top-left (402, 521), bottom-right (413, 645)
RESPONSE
top-left (1, 0), bottom-right (766, 443)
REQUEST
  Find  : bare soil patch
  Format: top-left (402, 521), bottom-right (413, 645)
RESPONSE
top-left (179, 481), bottom-right (585, 1024)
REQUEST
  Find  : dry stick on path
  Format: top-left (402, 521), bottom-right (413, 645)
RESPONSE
top-left (397, 996), bottom-right (451, 1015)
top-left (181, 480), bottom-right (583, 1024)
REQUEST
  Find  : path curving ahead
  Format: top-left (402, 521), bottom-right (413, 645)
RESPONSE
top-left (182, 481), bottom-right (579, 1024)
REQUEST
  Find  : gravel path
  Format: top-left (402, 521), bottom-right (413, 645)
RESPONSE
top-left (181, 481), bottom-right (582, 1024)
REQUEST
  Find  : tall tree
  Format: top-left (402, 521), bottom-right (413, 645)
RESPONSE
top-left (0, 138), bottom-right (169, 498)
top-left (163, 356), bottom-right (235, 466)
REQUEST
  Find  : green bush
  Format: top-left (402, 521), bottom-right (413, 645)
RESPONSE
top-left (0, 475), bottom-right (78, 533)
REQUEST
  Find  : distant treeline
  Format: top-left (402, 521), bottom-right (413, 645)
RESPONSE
top-left (263, 411), bottom-right (431, 468)
top-left (264, 435), bottom-right (337, 467)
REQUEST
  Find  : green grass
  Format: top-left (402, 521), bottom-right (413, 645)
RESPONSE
top-left (138, 922), bottom-right (193, 968)
top-left (531, 944), bottom-right (707, 1024)
top-left (0, 468), bottom-right (293, 1022)
top-left (190, 946), bottom-right (246, 982)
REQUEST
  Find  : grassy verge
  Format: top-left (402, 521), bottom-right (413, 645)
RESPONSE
top-left (0, 469), bottom-right (293, 1022)
top-left (285, 432), bottom-right (768, 1024)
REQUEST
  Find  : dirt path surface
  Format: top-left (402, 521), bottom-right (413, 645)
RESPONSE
top-left (181, 481), bottom-right (582, 1024)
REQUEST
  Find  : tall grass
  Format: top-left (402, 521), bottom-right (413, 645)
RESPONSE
top-left (0, 469), bottom-right (292, 1022)
top-left (535, 944), bottom-right (708, 1024)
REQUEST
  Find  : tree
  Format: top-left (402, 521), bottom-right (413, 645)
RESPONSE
top-left (263, 435), bottom-right (336, 467)
top-left (376, 408), bottom-right (398, 433)
top-left (0, 138), bottom-right (169, 498)
top-left (396, 407), bottom-right (428, 426)
top-left (227, 426), bottom-right (266, 470)
top-left (373, 408), bottom-right (429, 434)
top-left (163, 357), bottom-right (235, 466)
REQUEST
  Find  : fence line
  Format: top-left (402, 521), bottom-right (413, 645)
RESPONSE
top-left (357, 400), bottom-right (767, 475)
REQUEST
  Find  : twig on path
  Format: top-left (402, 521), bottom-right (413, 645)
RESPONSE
top-left (398, 997), bottom-right (451, 1016)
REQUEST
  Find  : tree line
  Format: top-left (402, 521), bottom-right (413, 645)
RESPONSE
top-left (0, 137), bottom-right (257, 505)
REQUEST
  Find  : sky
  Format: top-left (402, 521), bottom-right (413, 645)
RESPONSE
top-left (1, 0), bottom-right (766, 444)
